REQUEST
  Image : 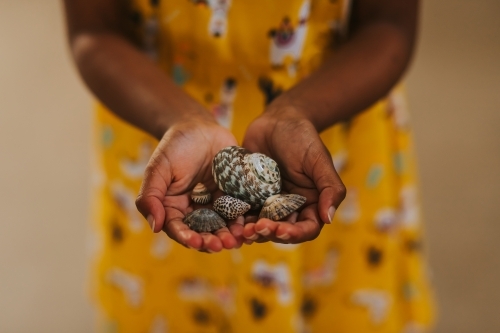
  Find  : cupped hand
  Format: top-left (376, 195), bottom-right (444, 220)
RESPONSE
top-left (241, 106), bottom-right (346, 244)
top-left (135, 118), bottom-right (246, 252)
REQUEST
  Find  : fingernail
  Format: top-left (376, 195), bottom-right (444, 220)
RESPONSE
top-left (245, 234), bottom-right (259, 241)
top-left (277, 233), bottom-right (290, 240)
top-left (327, 206), bottom-right (336, 224)
top-left (257, 227), bottom-right (270, 236)
top-left (147, 215), bottom-right (155, 232)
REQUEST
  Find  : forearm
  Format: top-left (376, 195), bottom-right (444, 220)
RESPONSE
top-left (69, 31), bottom-right (213, 139)
top-left (271, 20), bottom-right (416, 132)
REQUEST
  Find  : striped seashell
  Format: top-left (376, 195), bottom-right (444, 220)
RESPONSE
top-left (258, 194), bottom-right (306, 221)
top-left (191, 183), bottom-right (212, 204)
top-left (183, 209), bottom-right (226, 233)
top-left (212, 146), bottom-right (281, 209)
top-left (213, 195), bottom-right (251, 220)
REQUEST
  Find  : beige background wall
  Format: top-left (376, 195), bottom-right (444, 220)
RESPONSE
top-left (407, 0), bottom-right (500, 332)
top-left (0, 0), bottom-right (498, 332)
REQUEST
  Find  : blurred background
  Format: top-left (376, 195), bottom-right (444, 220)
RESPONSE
top-left (0, 0), bottom-right (499, 332)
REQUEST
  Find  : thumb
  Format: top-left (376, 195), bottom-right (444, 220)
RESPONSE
top-left (135, 157), bottom-right (171, 232)
top-left (305, 143), bottom-right (346, 224)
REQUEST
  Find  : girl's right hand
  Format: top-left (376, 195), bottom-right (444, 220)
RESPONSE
top-left (135, 117), bottom-right (244, 253)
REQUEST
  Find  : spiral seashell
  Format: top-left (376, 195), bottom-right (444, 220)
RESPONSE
top-left (212, 146), bottom-right (281, 209)
top-left (258, 194), bottom-right (307, 221)
top-left (191, 183), bottom-right (212, 204)
top-left (183, 209), bottom-right (226, 233)
top-left (213, 195), bottom-right (251, 220)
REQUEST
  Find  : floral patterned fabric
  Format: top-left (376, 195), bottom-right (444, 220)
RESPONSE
top-left (90, 0), bottom-right (435, 332)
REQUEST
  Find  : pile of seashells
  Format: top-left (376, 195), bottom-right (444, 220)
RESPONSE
top-left (183, 146), bottom-right (306, 233)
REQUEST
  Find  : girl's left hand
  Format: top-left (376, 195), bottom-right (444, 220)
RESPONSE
top-left (241, 106), bottom-right (346, 244)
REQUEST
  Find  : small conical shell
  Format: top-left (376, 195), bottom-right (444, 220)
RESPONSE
top-left (191, 183), bottom-right (212, 205)
top-left (258, 194), bottom-right (306, 221)
top-left (183, 209), bottom-right (226, 233)
top-left (213, 195), bottom-right (251, 220)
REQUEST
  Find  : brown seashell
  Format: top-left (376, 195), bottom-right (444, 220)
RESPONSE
top-left (191, 183), bottom-right (212, 205)
top-left (183, 209), bottom-right (226, 233)
top-left (212, 146), bottom-right (281, 209)
top-left (213, 195), bottom-right (251, 220)
top-left (258, 194), bottom-right (307, 221)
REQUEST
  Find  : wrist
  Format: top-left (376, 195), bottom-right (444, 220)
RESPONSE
top-left (264, 101), bottom-right (316, 130)
top-left (267, 94), bottom-right (328, 132)
top-left (252, 105), bottom-right (318, 148)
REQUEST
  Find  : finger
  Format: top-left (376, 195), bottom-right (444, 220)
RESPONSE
top-left (303, 142), bottom-right (346, 224)
top-left (162, 217), bottom-right (203, 250)
top-left (200, 233), bottom-right (223, 253)
top-left (243, 222), bottom-right (259, 241)
top-left (136, 155), bottom-right (171, 232)
top-left (244, 213), bottom-right (259, 223)
top-left (277, 205), bottom-right (323, 243)
top-left (255, 205), bottom-right (323, 243)
top-left (227, 216), bottom-right (245, 248)
top-left (254, 218), bottom-right (280, 238)
top-left (286, 211), bottom-right (299, 223)
top-left (253, 218), bottom-right (294, 243)
top-left (214, 227), bottom-right (237, 249)
top-left (252, 212), bottom-right (298, 242)
top-left (274, 220), bottom-right (321, 243)
top-left (243, 222), bottom-right (269, 243)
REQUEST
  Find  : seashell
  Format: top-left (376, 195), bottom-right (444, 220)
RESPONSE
top-left (183, 209), bottom-right (226, 233)
top-left (258, 194), bottom-right (307, 221)
top-left (213, 195), bottom-right (251, 220)
top-left (191, 183), bottom-right (212, 204)
top-left (212, 146), bottom-right (281, 209)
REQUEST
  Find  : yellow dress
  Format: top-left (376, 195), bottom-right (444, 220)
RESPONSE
top-left (90, 0), bottom-right (435, 332)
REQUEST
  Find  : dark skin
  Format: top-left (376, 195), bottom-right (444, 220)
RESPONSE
top-left (63, 0), bottom-right (418, 251)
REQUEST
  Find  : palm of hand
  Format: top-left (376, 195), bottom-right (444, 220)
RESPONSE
top-left (242, 114), bottom-right (345, 243)
top-left (136, 121), bottom-right (242, 252)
